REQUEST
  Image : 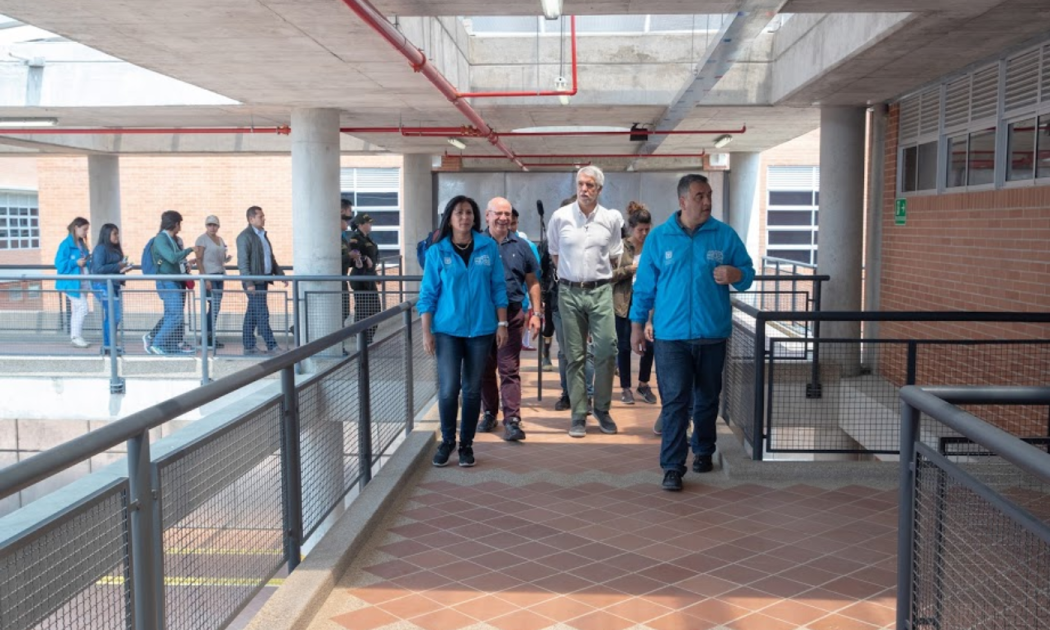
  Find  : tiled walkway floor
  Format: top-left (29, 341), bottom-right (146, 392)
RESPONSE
top-left (310, 364), bottom-right (899, 630)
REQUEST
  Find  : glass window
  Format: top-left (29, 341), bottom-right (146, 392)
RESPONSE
top-left (766, 249), bottom-right (811, 264)
top-left (902, 146), bottom-right (918, 192)
top-left (369, 230), bottom-right (399, 247)
top-left (768, 191), bottom-right (814, 206)
top-left (767, 210), bottom-right (814, 227)
top-left (947, 134), bottom-right (968, 188)
top-left (341, 168), bottom-right (402, 251)
top-left (0, 191), bottom-right (40, 250)
top-left (1007, 117), bottom-right (1036, 182)
top-left (1037, 114), bottom-right (1050, 180)
top-left (968, 127), bottom-right (996, 186)
top-left (917, 141), bottom-right (938, 190)
top-left (768, 231), bottom-right (813, 246)
top-left (766, 166), bottom-right (818, 267)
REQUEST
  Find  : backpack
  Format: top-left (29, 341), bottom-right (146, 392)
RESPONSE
top-left (140, 236), bottom-right (158, 275)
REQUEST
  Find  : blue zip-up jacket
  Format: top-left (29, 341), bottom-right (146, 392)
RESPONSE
top-left (54, 234), bottom-right (90, 298)
top-left (418, 233), bottom-right (509, 338)
top-left (630, 214), bottom-right (754, 340)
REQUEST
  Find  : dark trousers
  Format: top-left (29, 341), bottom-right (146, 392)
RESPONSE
top-left (654, 339), bottom-right (727, 474)
top-left (615, 315), bottom-right (654, 388)
top-left (243, 283), bottom-right (277, 350)
top-left (481, 304), bottom-right (525, 421)
top-left (436, 332), bottom-right (494, 446)
top-left (353, 285), bottom-right (380, 344)
top-left (205, 279), bottom-right (224, 342)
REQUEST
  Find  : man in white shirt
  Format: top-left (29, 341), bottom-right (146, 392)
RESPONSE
top-left (547, 165), bottom-right (623, 437)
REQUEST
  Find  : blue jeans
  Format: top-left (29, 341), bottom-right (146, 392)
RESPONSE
top-left (92, 283), bottom-right (123, 349)
top-left (435, 332), bottom-right (494, 446)
top-left (205, 279), bottom-right (224, 342)
top-left (654, 339), bottom-right (727, 474)
top-left (243, 283), bottom-right (277, 350)
top-left (154, 280), bottom-right (185, 352)
top-left (553, 307), bottom-right (593, 398)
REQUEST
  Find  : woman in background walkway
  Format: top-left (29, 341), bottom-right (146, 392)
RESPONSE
top-left (149, 210), bottom-right (195, 354)
top-left (419, 195), bottom-right (508, 468)
top-left (90, 223), bottom-right (133, 354)
top-left (613, 201), bottom-right (656, 405)
top-left (195, 214), bottom-right (230, 348)
top-left (55, 217), bottom-right (92, 348)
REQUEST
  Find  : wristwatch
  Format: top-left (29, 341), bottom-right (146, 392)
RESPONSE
top-left (497, 321), bottom-right (509, 328)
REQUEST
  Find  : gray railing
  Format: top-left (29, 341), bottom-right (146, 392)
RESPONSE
top-left (898, 385), bottom-right (1050, 630)
top-left (725, 300), bottom-right (1050, 460)
top-left (0, 270), bottom-right (421, 392)
top-left (0, 299), bottom-right (436, 630)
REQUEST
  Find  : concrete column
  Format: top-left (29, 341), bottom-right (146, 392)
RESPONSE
top-left (863, 106), bottom-right (887, 351)
top-left (401, 154), bottom-right (436, 277)
top-left (291, 108), bottom-right (341, 350)
top-left (728, 152), bottom-right (762, 263)
top-left (817, 106), bottom-right (866, 374)
top-left (87, 155), bottom-right (121, 230)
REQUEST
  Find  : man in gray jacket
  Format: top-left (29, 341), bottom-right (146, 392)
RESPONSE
top-left (236, 205), bottom-right (285, 354)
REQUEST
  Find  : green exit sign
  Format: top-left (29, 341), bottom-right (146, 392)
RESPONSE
top-left (895, 198), bottom-right (906, 226)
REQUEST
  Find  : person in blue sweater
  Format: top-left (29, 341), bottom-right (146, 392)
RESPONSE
top-left (630, 174), bottom-right (754, 492)
top-left (54, 216), bottom-right (92, 348)
top-left (90, 223), bottom-right (134, 354)
top-left (419, 195), bottom-right (509, 468)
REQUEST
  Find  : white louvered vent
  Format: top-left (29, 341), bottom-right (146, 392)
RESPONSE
top-left (899, 95), bottom-right (920, 142)
top-left (1005, 49), bottom-right (1039, 113)
top-left (1041, 42), bottom-right (1050, 103)
top-left (919, 87), bottom-right (941, 136)
top-left (944, 77), bottom-right (970, 130)
top-left (768, 166), bottom-right (818, 190)
top-left (970, 65), bottom-right (999, 121)
top-left (340, 167), bottom-right (400, 190)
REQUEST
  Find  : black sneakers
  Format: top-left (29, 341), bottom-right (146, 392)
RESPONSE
top-left (478, 411), bottom-right (497, 433)
top-left (637, 383), bottom-right (657, 404)
top-left (458, 444), bottom-right (475, 467)
top-left (593, 410), bottom-right (618, 435)
top-left (621, 388), bottom-right (635, 405)
top-left (433, 441), bottom-right (455, 467)
top-left (568, 417), bottom-right (586, 438)
top-left (503, 418), bottom-right (526, 442)
top-left (662, 470), bottom-right (683, 491)
top-left (554, 394), bottom-right (571, 411)
top-left (693, 455), bottom-right (714, 473)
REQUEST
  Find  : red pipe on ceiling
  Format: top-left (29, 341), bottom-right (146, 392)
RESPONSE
top-left (519, 162), bottom-right (593, 167)
top-left (337, 0), bottom-right (526, 170)
top-left (457, 16), bottom-right (578, 100)
top-left (456, 152), bottom-right (706, 159)
top-left (338, 125), bottom-right (745, 138)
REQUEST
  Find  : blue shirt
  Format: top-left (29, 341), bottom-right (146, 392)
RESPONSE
top-left (252, 225), bottom-right (272, 275)
top-left (630, 214), bottom-right (754, 341)
top-left (488, 230), bottom-right (538, 306)
top-left (418, 233), bottom-right (509, 338)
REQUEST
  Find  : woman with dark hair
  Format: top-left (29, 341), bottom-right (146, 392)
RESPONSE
top-left (613, 201), bottom-right (656, 405)
top-left (55, 217), bottom-right (92, 348)
top-left (418, 195), bottom-right (509, 467)
top-left (90, 223), bottom-right (133, 354)
top-left (149, 210), bottom-right (195, 354)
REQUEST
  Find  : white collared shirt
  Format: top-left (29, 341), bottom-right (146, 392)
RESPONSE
top-left (252, 225), bottom-right (272, 275)
top-left (547, 201), bottom-right (624, 283)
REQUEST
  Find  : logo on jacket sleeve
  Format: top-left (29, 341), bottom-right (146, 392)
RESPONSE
top-left (664, 250), bottom-right (674, 264)
top-left (443, 256), bottom-right (452, 266)
top-left (706, 250), bottom-right (724, 265)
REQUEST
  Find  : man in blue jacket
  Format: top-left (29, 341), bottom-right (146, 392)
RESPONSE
top-left (630, 174), bottom-right (754, 491)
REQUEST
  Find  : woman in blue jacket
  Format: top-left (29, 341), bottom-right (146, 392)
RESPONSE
top-left (419, 196), bottom-right (508, 468)
top-left (90, 223), bottom-right (133, 354)
top-left (54, 217), bottom-right (92, 348)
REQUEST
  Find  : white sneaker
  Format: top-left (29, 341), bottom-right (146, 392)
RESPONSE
top-left (71, 336), bottom-right (90, 348)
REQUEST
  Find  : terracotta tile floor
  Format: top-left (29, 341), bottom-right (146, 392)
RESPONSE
top-left (312, 365), bottom-right (899, 630)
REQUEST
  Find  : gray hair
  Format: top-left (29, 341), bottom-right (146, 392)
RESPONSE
top-left (677, 174), bottom-right (709, 198)
top-left (576, 165), bottom-right (605, 189)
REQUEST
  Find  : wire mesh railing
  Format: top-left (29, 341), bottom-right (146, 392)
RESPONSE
top-left (0, 272), bottom-right (421, 393)
top-left (725, 298), bottom-right (1050, 460)
top-left (0, 298), bottom-right (433, 630)
top-left (898, 386), bottom-right (1050, 630)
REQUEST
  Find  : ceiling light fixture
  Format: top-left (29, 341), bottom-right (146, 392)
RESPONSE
top-left (555, 76), bottom-right (571, 106)
top-left (540, 0), bottom-right (563, 20)
top-left (713, 134), bottom-right (733, 149)
top-left (447, 137), bottom-right (466, 150)
top-left (0, 117), bottom-right (58, 128)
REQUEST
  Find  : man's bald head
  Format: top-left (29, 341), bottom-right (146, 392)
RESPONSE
top-left (486, 197), bottom-right (513, 238)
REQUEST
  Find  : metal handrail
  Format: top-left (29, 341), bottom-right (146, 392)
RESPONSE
top-left (0, 299), bottom-right (415, 500)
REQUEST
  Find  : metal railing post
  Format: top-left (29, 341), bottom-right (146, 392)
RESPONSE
top-left (402, 309), bottom-right (414, 433)
top-left (357, 331), bottom-right (373, 489)
top-left (897, 398), bottom-right (921, 630)
top-left (752, 314), bottom-right (766, 460)
top-left (292, 280), bottom-right (302, 373)
top-left (127, 431), bottom-right (161, 630)
top-left (809, 279), bottom-right (823, 396)
top-left (906, 340), bottom-right (918, 385)
top-left (107, 278), bottom-right (125, 394)
top-left (199, 280), bottom-right (210, 386)
top-left (279, 366), bottom-right (303, 571)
